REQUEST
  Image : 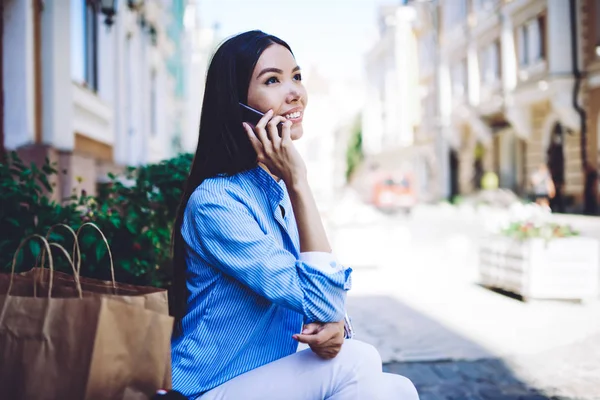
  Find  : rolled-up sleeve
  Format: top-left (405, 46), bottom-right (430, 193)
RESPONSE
top-left (182, 189), bottom-right (352, 324)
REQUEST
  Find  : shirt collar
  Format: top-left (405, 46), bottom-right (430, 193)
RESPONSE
top-left (246, 166), bottom-right (285, 211)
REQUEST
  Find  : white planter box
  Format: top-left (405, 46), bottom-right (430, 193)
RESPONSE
top-left (479, 236), bottom-right (600, 301)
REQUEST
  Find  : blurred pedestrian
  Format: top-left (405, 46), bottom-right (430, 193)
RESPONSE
top-left (170, 31), bottom-right (418, 400)
top-left (530, 163), bottom-right (555, 209)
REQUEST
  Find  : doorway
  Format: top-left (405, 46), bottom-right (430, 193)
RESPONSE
top-left (449, 149), bottom-right (459, 201)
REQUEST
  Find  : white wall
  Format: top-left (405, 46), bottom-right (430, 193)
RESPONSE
top-left (42, 0), bottom-right (75, 150)
top-left (501, 8), bottom-right (517, 93)
top-left (3, 0), bottom-right (36, 149)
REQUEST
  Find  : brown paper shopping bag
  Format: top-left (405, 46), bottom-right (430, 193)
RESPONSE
top-left (39, 222), bottom-right (172, 388)
top-left (0, 235), bottom-right (174, 400)
top-left (8, 223), bottom-right (172, 390)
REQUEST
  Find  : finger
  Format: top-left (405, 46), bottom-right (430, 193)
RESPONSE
top-left (301, 323), bottom-right (323, 335)
top-left (293, 329), bottom-right (332, 345)
top-left (267, 116), bottom-right (286, 146)
top-left (254, 110), bottom-right (274, 150)
top-left (255, 109), bottom-right (274, 132)
top-left (243, 123), bottom-right (263, 153)
top-left (254, 126), bottom-right (271, 151)
top-left (280, 120), bottom-right (293, 143)
top-left (293, 333), bottom-right (322, 345)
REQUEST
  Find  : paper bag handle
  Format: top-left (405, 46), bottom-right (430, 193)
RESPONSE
top-left (48, 243), bottom-right (83, 298)
top-left (35, 223), bottom-right (82, 295)
top-left (45, 223), bottom-right (81, 275)
top-left (7, 235), bottom-right (83, 298)
top-left (76, 222), bottom-right (116, 292)
top-left (0, 237), bottom-right (84, 326)
top-left (7, 235), bottom-right (54, 297)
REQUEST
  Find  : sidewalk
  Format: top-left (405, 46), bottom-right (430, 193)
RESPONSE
top-left (383, 330), bottom-right (600, 400)
top-left (330, 199), bottom-right (600, 399)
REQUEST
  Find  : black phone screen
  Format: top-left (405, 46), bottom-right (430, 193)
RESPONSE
top-left (239, 103), bottom-right (264, 126)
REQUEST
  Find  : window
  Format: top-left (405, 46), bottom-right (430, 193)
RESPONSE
top-left (537, 14), bottom-right (546, 60)
top-left (71, 0), bottom-right (99, 90)
top-left (526, 16), bottom-right (545, 62)
top-left (480, 40), bottom-right (501, 85)
top-left (443, 0), bottom-right (468, 31)
top-left (517, 15), bottom-right (546, 68)
top-left (517, 24), bottom-right (529, 66)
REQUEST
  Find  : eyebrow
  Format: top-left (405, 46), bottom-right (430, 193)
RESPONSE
top-left (256, 66), bottom-right (301, 79)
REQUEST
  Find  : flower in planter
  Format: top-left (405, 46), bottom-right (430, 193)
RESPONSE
top-left (501, 220), bottom-right (578, 241)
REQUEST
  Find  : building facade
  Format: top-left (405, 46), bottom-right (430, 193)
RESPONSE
top-left (413, 0), bottom-right (599, 212)
top-left (2, 0), bottom-right (192, 200)
top-left (581, 0), bottom-right (600, 213)
top-left (411, 0), bottom-right (449, 200)
top-left (360, 4), bottom-right (423, 201)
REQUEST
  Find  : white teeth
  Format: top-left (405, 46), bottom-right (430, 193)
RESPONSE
top-left (284, 111), bottom-right (301, 119)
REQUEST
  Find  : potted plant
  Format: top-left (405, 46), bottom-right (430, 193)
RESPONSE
top-left (479, 219), bottom-right (599, 301)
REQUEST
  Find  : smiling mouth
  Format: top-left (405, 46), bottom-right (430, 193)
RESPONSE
top-left (283, 111), bottom-right (303, 120)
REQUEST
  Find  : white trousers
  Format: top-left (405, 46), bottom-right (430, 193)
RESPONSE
top-left (200, 340), bottom-right (419, 400)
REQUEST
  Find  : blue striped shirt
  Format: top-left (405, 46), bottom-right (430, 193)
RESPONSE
top-left (171, 166), bottom-right (353, 398)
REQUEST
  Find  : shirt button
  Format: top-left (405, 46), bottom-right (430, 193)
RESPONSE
top-left (330, 261), bottom-right (337, 268)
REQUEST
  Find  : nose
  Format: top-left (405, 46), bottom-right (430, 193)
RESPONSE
top-left (285, 85), bottom-right (302, 104)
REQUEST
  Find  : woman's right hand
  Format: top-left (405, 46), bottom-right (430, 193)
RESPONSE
top-left (243, 109), bottom-right (307, 185)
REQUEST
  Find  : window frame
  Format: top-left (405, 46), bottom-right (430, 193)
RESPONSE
top-left (83, 0), bottom-right (99, 91)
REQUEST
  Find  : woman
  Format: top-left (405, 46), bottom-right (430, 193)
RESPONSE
top-left (171, 30), bottom-right (419, 400)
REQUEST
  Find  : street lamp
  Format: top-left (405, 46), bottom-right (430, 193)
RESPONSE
top-left (127, 0), bottom-right (144, 10)
top-left (99, 0), bottom-right (118, 27)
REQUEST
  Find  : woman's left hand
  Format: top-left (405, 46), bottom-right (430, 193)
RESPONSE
top-left (293, 321), bottom-right (345, 359)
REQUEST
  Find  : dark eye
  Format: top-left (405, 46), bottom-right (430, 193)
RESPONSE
top-left (294, 73), bottom-right (302, 81)
top-left (265, 76), bottom-right (279, 85)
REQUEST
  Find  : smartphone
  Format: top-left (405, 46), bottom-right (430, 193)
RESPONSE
top-left (239, 102), bottom-right (283, 133)
top-left (239, 102), bottom-right (265, 127)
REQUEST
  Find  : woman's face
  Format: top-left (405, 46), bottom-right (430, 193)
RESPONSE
top-left (247, 44), bottom-right (308, 140)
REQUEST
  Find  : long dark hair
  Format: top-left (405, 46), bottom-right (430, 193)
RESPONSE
top-left (171, 31), bottom-right (293, 337)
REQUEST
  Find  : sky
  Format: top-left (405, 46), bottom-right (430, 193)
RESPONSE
top-left (196, 0), bottom-right (402, 83)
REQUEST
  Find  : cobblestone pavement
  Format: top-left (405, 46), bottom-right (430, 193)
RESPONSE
top-left (383, 359), bottom-right (572, 400)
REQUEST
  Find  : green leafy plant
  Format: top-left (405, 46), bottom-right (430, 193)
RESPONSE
top-left (0, 152), bottom-right (82, 274)
top-left (80, 153), bottom-right (193, 287)
top-left (1, 151), bottom-right (193, 288)
top-left (501, 220), bottom-right (579, 241)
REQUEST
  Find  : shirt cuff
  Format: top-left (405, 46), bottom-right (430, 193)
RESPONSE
top-left (299, 252), bottom-right (342, 273)
top-left (344, 312), bottom-right (355, 339)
